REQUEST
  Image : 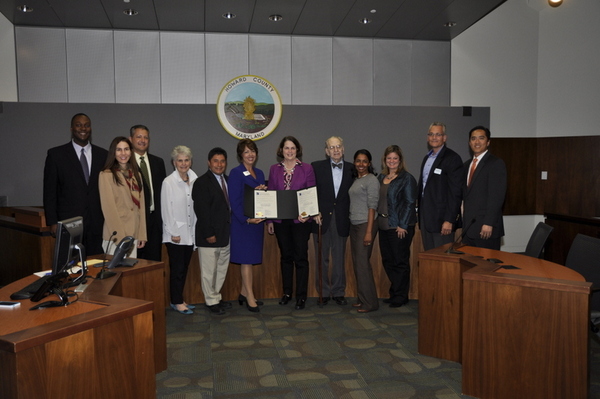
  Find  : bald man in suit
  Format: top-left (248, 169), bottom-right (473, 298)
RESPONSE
top-left (43, 113), bottom-right (108, 255)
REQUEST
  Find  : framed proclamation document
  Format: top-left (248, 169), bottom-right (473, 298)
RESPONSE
top-left (244, 185), bottom-right (319, 219)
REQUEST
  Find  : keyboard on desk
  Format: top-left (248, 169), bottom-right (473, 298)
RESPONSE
top-left (10, 275), bottom-right (52, 300)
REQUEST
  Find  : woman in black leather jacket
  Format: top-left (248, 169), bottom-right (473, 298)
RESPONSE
top-left (377, 145), bottom-right (417, 308)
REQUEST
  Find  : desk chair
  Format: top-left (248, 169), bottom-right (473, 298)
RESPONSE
top-left (565, 234), bottom-right (600, 337)
top-left (516, 222), bottom-right (553, 258)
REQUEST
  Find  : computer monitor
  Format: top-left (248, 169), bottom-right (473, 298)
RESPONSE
top-left (52, 216), bottom-right (85, 275)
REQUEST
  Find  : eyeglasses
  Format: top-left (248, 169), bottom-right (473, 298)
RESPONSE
top-left (328, 145), bottom-right (342, 150)
top-left (427, 133), bottom-right (444, 138)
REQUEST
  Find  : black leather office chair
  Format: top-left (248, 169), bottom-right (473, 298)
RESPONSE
top-left (516, 222), bottom-right (553, 258)
top-left (565, 234), bottom-right (600, 337)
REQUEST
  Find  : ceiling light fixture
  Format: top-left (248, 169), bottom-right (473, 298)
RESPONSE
top-left (222, 12), bottom-right (236, 19)
top-left (370, 9), bottom-right (377, 14)
top-left (123, 9), bottom-right (138, 16)
top-left (359, 18), bottom-right (372, 25)
top-left (269, 15), bottom-right (283, 22)
top-left (17, 5), bottom-right (33, 13)
top-left (548, 0), bottom-right (562, 7)
top-left (444, 21), bottom-right (457, 28)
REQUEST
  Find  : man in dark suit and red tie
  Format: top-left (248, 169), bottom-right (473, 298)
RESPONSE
top-left (312, 136), bottom-right (354, 305)
top-left (43, 113), bottom-right (108, 255)
top-left (462, 126), bottom-right (507, 250)
top-left (130, 125), bottom-right (167, 262)
top-left (417, 122), bottom-right (464, 251)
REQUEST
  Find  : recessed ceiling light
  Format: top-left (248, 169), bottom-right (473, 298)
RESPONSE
top-left (123, 9), bottom-right (138, 16)
top-left (370, 9), bottom-right (377, 14)
top-left (548, 0), bottom-right (562, 7)
top-left (269, 14), bottom-right (283, 22)
top-left (359, 18), bottom-right (372, 25)
top-left (17, 5), bottom-right (33, 13)
top-left (222, 12), bottom-right (236, 19)
top-left (444, 21), bottom-right (457, 28)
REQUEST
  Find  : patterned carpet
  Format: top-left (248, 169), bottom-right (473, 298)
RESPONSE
top-left (156, 298), bottom-right (600, 398)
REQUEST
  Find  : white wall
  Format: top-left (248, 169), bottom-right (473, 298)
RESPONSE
top-left (536, 0), bottom-right (600, 137)
top-left (450, 0), bottom-right (600, 251)
top-left (451, 0), bottom-right (539, 138)
top-left (0, 13), bottom-right (17, 101)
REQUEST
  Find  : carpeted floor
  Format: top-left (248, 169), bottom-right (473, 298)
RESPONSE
top-left (156, 298), bottom-right (600, 398)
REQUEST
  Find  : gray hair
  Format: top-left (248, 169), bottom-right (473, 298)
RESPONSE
top-left (171, 145), bottom-right (193, 162)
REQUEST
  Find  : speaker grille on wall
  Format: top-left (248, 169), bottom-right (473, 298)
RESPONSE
top-left (463, 106), bottom-right (472, 117)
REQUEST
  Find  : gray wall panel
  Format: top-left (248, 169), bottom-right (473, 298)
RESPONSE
top-left (66, 29), bottom-right (115, 103)
top-left (249, 35), bottom-right (292, 104)
top-left (411, 41), bottom-right (450, 106)
top-left (291, 36), bottom-right (332, 105)
top-left (0, 102), bottom-right (488, 206)
top-left (332, 38), bottom-right (373, 106)
top-left (374, 39), bottom-right (412, 106)
top-left (114, 31), bottom-right (161, 103)
top-left (205, 34), bottom-right (249, 104)
top-left (16, 27), bottom-right (68, 102)
top-left (160, 32), bottom-right (206, 104)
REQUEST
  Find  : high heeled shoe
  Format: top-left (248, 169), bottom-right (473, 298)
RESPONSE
top-left (170, 303), bottom-right (193, 315)
top-left (246, 303), bottom-right (260, 313)
top-left (238, 294), bottom-right (264, 306)
top-left (184, 303), bottom-right (196, 309)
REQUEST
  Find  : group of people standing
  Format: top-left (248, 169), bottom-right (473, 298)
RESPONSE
top-left (43, 114), bottom-right (506, 317)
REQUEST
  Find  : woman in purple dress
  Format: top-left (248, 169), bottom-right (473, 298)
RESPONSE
top-left (229, 139), bottom-right (267, 312)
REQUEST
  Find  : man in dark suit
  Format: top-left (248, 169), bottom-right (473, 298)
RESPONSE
top-left (130, 125), bottom-right (167, 262)
top-left (192, 147), bottom-right (231, 315)
top-left (312, 136), bottom-right (354, 305)
top-left (417, 122), bottom-right (463, 251)
top-left (462, 126), bottom-right (507, 250)
top-left (43, 113), bottom-right (108, 255)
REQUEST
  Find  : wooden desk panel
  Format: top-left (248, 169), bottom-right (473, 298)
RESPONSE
top-left (418, 245), bottom-right (591, 399)
top-left (0, 259), bottom-right (165, 399)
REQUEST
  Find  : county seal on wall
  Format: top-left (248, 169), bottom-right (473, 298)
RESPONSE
top-left (217, 75), bottom-right (282, 140)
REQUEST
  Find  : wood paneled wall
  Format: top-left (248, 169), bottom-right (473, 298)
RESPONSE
top-left (492, 136), bottom-right (600, 217)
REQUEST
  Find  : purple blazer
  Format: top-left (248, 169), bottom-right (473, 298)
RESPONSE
top-left (268, 161), bottom-right (316, 223)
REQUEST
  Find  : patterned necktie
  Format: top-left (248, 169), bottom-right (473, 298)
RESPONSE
top-left (468, 158), bottom-right (478, 187)
top-left (220, 175), bottom-right (230, 209)
top-left (80, 148), bottom-right (89, 184)
top-left (139, 156), bottom-right (153, 208)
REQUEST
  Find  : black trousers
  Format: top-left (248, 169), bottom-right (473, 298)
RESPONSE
top-left (378, 226), bottom-right (415, 304)
top-left (274, 220), bottom-right (312, 300)
top-left (166, 243), bottom-right (194, 304)
top-left (137, 210), bottom-right (163, 261)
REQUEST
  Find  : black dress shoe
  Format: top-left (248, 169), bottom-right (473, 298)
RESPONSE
top-left (219, 300), bottom-right (232, 309)
top-left (389, 299), bottom-right (409, 308)
top-left (383, 298), bottom-right (392, 304)
top-left (206, 304), bottom-right (225, 315)
top-left (279, 294), bottom-right (292, 305)
top-left (333, 296), bottom-right (348, 305)
top-left (295, 299), bottom-right (306, 310)
top-left (317, 297), bottom-right (330, 305)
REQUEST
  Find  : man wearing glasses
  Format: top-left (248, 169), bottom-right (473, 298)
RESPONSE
top-left (312, 137), bottom-right (354, 305)
top-left (417, 123), bottom-right (464, 251)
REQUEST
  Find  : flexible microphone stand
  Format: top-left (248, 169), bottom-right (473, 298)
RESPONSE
top-left (96, 232), bottom-right (117, 280)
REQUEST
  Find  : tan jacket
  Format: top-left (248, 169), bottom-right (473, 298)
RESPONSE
top-left (99, 170), bottom-right (147, 244)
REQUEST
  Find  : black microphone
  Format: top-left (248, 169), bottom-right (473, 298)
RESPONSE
top-left (97, 231), bottom-right (118, 280)
top-left (446, 218), bottom-right (476, 254)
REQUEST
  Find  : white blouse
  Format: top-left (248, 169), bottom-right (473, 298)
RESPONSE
top-left (161, 169), bottom-right (198, 245)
